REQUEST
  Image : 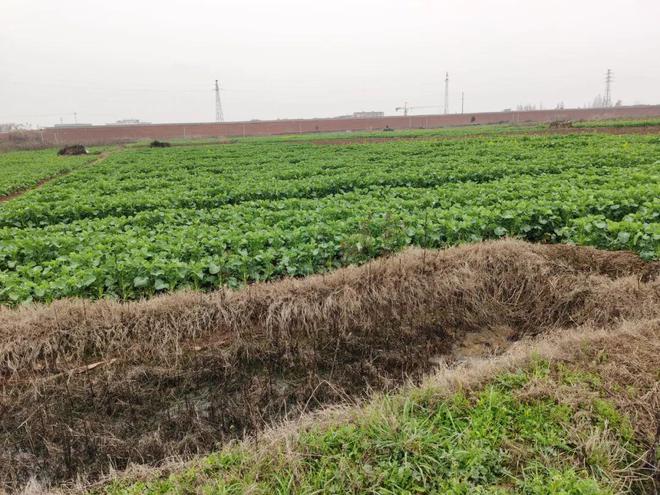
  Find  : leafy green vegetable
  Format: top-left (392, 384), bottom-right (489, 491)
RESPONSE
top-left (0, 133), bottom-right (658, 305)
top-left (0, 149), bottom-right (92, 197)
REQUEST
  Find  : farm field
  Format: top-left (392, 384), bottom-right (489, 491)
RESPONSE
top-left (0, 131), bottom-right (658, 305)
top-left (2, 240), bottom-right (659, 493)
top-left (0, 122), bottom-right (659, 493)
top-left (235, 122), bottom-right (549, 142)
top-left (0, 148), bottom-right (95, 198)
top-left (572, 116), bottom-right (660, 128)
top-left (5, 0), bottom-right (660, 490)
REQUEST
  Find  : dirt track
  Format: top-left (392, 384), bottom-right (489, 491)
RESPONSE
top-left (1, 240), bottom-right (658, 490)
top-left (0, 151), bottom-right (112, 203)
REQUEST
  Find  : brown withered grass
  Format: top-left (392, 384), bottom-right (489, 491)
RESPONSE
top-left (0, 239), bottom-right (658, 491)
top-left (71, 318), bottom-right (659, 495)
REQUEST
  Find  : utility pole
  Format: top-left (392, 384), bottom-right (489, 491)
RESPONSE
top-left (444, 72), bottom-right (449, 114)
top-left (73, 112), bottom-right (78, 124)
top-left (604, 69), bottom-right (613, 107)
top-left (461, 92), bottom-right (464, 114)
top-left (214, 80), bottom-right (224, 122)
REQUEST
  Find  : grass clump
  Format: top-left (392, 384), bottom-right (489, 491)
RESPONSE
top-left (101, 357), bottom-right (651, 495)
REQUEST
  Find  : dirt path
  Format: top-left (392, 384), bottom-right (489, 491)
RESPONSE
top-left (0, 150), bottom-right (112, 203)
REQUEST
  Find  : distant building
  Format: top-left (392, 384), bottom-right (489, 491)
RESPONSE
top-left (112, 119), bottom-right (150, 125)
top-left (334, 111), bottom-right (385, 119)
top-left (52, 123), bottom-right (93, 128)
top-left (352, 111), bottom-right (384, 118)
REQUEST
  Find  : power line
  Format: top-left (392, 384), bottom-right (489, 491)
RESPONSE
top-left (2, 79), bottom-right (238, 94)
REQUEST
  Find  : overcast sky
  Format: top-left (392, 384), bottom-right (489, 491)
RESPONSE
top-left (2, 0), bottom-right (659, 127)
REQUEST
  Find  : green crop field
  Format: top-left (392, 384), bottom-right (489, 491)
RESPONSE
top-left (235, 122), bottom-right (547, 143)
top-left (0, 132), bottom-right (658, 305)
top-left (0, 149), bottom-right (94, 197)
top-left (572, 117), bottom-right (660, 128)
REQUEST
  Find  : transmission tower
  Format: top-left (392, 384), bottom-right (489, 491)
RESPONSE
top-left (444, 72), bottom-right (449, 114)
top-left (214, 80), bottom-right (224, 122)
top-left (604, 69), bottom-right (613, 107)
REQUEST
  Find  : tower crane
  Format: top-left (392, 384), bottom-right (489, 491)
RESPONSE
top-left (395, 103), bottom-right (444, 116)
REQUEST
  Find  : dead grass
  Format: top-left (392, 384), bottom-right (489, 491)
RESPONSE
top-left (1, 239), bottom-right (657, 377)
top-left (0, 239), bottom-right (658, 492)
top-left (66, 319), bottom-right (660, 495)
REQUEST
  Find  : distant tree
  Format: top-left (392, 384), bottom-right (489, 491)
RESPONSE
top-left (0, 123), bottom-right (21, 132)
top-left (614, 100), bottom-right (622, 107)
top-left (0, 122), bottom-right (33, 132)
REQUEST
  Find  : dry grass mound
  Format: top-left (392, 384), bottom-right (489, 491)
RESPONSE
top-left (0, 240), bottom-right (658, 491)
top-left (83, 319), bottom-right (660, 495)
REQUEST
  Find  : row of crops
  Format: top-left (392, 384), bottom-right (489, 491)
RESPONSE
top-left (0, 133), bottom-right (658, 304)
top-left (236, 123), bottom-right (547, 143)
top-left (572, 117), bottom-right (660, 128)
top-left (0, 149), bottom-right (94, 197)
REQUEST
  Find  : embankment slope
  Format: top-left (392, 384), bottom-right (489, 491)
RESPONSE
top-left (0, 240), bottom-right (658, 491)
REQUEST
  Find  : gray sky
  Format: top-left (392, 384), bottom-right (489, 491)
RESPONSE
top-left (2, 0), bottom-right (659, 127)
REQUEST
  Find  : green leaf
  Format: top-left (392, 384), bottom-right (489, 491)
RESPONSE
top-left (133, 276), bottom-right (149, 288)
top-left (616, 232), bottom-right (630, 244)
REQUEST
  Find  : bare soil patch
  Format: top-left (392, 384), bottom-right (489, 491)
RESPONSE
top-left (0, 240), bottom-right (658, 491)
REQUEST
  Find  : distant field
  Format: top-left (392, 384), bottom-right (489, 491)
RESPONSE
top-left (572, 116), bottom-right (660, 128)
top-left (0, 149), bottom-right (94, 197)
top-left (236, 122), bottom-right (548, 142)
top-left (0, 129), bottom-right (658, 305)
top-left (1, 121), bottom-right (659, 494)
